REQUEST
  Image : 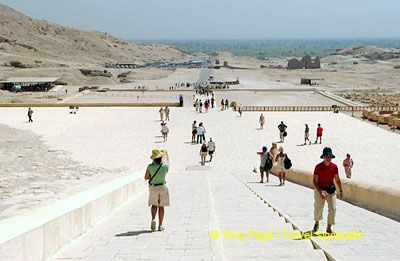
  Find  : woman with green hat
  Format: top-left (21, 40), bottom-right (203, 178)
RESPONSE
top-left (144, 149), bottom-right (170, 232)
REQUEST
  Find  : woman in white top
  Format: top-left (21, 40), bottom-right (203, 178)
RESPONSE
top-left (275, 147), bottom-right (287, 186)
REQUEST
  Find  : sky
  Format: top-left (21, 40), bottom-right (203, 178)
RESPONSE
top-left (1, 0), bottom-right (399, 40)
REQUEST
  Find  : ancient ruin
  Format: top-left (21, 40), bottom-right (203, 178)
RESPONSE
top-left (287, 55), bottom-right (321, 69)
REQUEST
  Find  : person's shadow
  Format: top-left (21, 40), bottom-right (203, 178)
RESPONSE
top-left (115, 230), bottom-right (153, 237)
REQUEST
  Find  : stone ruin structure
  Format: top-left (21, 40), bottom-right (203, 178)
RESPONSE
top-left (287, 55), bottom-right (321, 69)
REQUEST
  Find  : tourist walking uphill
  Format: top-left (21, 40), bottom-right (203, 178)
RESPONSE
top-left (191, 120), bottom-right (198, 143)
top-left (197, 123), bottom-right (206, 143)
top-left (259, 114), bottom-right (265, 129)
top-left (343, 154), bottom-right (354, 179)
top-left (144, 150), bottom-right (170, 232)
top-left (315, 124), bottom-right (323, 144)
top-left (278, 121), bottom-right (287, 143)
top-left (165, 106), bottom-right (170, 121)
top-left (207, 138), bottom-right (216, 162)
top-left (161, 122), bottom-right (169, 142)
top-left (313, 147), bottom-right (343, 234)
top-left (275, 147), bottom-right (287, 186)
top-left (304, 124), bottom-right (311, 145)
top-left (200, 142), bottom-right (208, 166)
top-left (257, 146), bottom-right (271, 183)
top-left (27, 107), bottom-right (33, 123)
top-left (159, 107), bottom-right (165, 121)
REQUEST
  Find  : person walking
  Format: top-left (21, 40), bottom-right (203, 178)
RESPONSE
top-left (199, 101), bottom-right (203, 113)
top-left (275, 147), bottom-right (287, 186)
top-left (238, 104), bottom-right (243, 117)
top-left (225, 99), bottom-right (229, 110)
top-left (165, 106), bottom-right (170, 121)
top-left (315, 124), bottom-right (323, 144)
top-left (343, 154), bottom-right (354, 179)
top-left (207, 138), bottom-right (216, 162)
top-left (257, 146), bottom-right (269, 183)
top-left (161, 122), bottom-right (169, 142)
top-left (304, 124), bottom-right (311, 145)
top-left (221, 99), bottom-right (225, 111)
top-left (197, 123), bottom-right (206, 143)
top-left (278, 121), bottom-right (287, 143)
top-left (144, 150), bottom-right (170, 232)
top-left (159, 107), bottom-right (165, 121)
top-left (195, 99), bottom-right (200, 112)
top-left (27, 108), bottom-right (33, 123)
top-left (211, 97), bottom-right (215, 108)
top-left (204, 100), bottom-right (209, 113)
top-left (259, 114), bottom-right (265, 129)
top-left (191, 120), bottom-right (198, 143)
top-left (313, 147), bottom-right (343, 234)
top-left (200, 142), bottom-right (208, 165)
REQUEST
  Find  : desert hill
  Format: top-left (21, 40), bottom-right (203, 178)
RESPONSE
top-left (0, 4), bottom-right (190, 66)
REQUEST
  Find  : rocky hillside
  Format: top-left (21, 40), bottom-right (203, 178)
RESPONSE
top-left (0, 4), bottom-right (190, 65)
top-left (335, 45), bottom-right (400, 61)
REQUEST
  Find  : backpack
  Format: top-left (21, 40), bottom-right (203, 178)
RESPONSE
top-left (284, 154), bottom-right (292, 169)
top-left (264, 157), bottom-right (273, 170)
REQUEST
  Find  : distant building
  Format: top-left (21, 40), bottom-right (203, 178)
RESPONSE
top-left (0, 77), bottom-right (60, 92)
top-left (287, 55), bottom-right (321, 70)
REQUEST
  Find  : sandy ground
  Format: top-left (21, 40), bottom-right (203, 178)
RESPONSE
top-left (1, 106), bottom-right (399, 220)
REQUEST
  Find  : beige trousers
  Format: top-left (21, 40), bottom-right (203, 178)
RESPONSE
top-left (314, 189), bottom-right (336, 225)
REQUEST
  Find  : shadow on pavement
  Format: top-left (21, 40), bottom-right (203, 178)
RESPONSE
top-left (115, 230), bottom-right (153, 237)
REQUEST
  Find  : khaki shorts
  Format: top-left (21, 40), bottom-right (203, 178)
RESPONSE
top-left (148, 184), bottom-right (170, 207)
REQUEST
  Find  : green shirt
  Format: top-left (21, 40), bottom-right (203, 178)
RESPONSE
top-left (147, 162), bottom-right (169, 185)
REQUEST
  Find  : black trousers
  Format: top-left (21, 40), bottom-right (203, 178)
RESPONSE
top-left (28, 116), bottom-right (33, 122)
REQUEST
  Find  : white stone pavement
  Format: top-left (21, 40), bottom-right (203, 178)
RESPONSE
top-left (233, 170), bottom-right (400, 260)
top-left (50, 169), bottom-right (326, 261)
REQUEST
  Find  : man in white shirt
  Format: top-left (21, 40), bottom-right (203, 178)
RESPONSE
top-left (197, 123), bottom-right (206, 144)
top-left (207, 138), bottom-right (216, 162)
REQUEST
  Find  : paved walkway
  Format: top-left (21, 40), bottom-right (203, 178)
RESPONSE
top-left (50, 170), bottom-right (326, 261)
top-left (233, 170), bottom-right (400, 260)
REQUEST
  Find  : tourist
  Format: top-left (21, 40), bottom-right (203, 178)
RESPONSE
top-left (159, 107), bottom-right (165, 121)
top-left (27, 108), bottom-right (33, 123)
top-left (200, 142), bottom-right (208, 165)
top-left (259, 114), bottom-right (265, 129)
top-left (192, 120), bottom-right (198, 143)
top-left (161, 122), bottom-right (169, 142)
top-left (204, 100), bottom-right (209, 112)
top-left (179, 94), bottom-right (184, 107)
top-left (269, 143), bottom-right (278, 163)
top-left (221, 99), bottom-right (225, 111)
top-left (197, 123), bottom-right (206, 143)
top-left (315, 124), bottom-right (323, 144)
top-left (278, 121), bottom-right (287, 143)
top-left (343, 154), bottom-right (354, 179)
top-left (195, 99), bottom-right (199, 112)
top-left (211, 97), bottom-right (215, 108)
top-left (199, 101), bottom-right (203, 113)
top-left (313, 147), bottom-right (343, 234)
top-left (207, 138), bottom-right (216, 162)
top-left (165, 106), bottom-right (170, 121)
top-left (238, 104), bottom-right (243, 117)
top-left (304, 124), bottom-right (311, 145)
top-left (257, 146), bottom-right (269, 183)
top-left (144, 149), bottom-right (170, 232)
top-left (225, 99), bottom-right (229, 110)
top-left (275, 147), bottom-right (287, 186)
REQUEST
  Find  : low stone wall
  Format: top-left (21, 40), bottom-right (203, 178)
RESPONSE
top-left (270, 166), bottom-right (400, 221)
top-left (0, 170), bottom-right (146, 260)
top-left (0, 103), bottom-right (180, 107)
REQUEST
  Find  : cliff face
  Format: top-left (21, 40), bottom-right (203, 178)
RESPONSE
top-left (0, 4), bottom-right (190, 64)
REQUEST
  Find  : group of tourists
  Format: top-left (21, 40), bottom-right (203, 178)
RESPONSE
top-left (159, 106), bottom-right (170, 121)
top-left (199, 138), bottom-right (216, 165)
top-left (194, 98), bottom-right (214, 113)
top-left (257, 143), bottom-right (291, 186)
top-left (221, 99), bottom-right (230, 111)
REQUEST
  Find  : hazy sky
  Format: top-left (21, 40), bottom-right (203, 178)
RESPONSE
top-left (1, 0), bottom-right (399, 39)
